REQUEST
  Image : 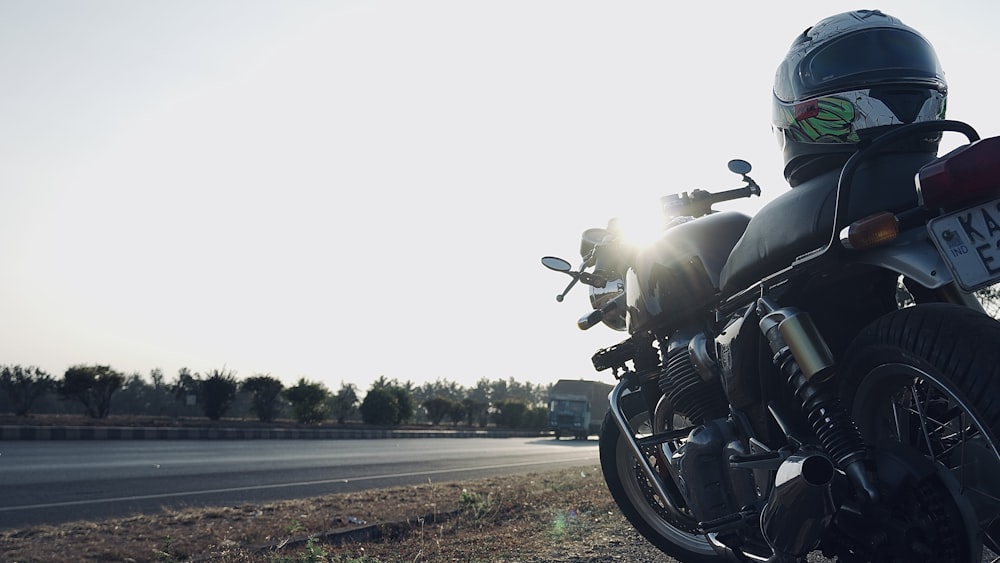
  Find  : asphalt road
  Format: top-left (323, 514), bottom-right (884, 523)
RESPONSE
top-left (0, 437), bottom-right (598, 529)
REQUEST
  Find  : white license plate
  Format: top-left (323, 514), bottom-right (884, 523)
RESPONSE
top-left (928, 197), bottom-right (1000, 291)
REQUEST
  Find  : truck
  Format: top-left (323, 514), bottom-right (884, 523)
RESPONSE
top-left (548, 379), bottom-right (614, 440)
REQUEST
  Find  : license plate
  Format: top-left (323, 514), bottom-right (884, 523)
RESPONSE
top-left (928, 197), bottom-right (1000, 291)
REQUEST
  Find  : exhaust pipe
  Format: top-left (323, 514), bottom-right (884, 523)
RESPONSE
top-left (760, 453), bottom-right (836, 558)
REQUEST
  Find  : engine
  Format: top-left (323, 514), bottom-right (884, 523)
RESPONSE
top-left (659, 328), bottom-right (839, 558)
top-left (658, 331), bottom-right (756, 525)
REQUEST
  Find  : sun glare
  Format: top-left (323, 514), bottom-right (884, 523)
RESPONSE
top-left (614, 207), bottom-right (670, 249)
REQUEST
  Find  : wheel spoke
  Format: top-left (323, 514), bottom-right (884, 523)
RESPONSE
top-left (959, 407), bottom-right (969, 490)
top-left (892, 381), bottom-right (979, 464)
top-left (937, 439), bottom-right (968, 467)
top-left (986, 519), bottom-right (1000, 555)
top-left (891, 397), bottom-right (907, 444)
top-left (911, 382), bottom-right (938, 456)
top-left (967, 485), bottom-right (1000, 506)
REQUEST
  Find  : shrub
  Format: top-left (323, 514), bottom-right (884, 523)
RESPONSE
top-left (493, 399), bottom-right (529, 428)
top-left (201, 369), bottom-right (238, 421)
top-left (422, 396), bottom-right (455, 425)
top-left (359, 387), bottom-right (397, 426)
top-left (241, 375), bottom-right (285, 422)
top-left (283, 379), bottom-right (330, 424)
top-left (58, 365), bottom-right (125, 418)
top-left (329, 382), bottom-right (359, 424)
top-left (0, 365), bottom-right (54, 416)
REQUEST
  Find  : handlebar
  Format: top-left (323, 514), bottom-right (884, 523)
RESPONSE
top-left (661, 180), bottom-right (761, 219)
top-left (543, 159), bottom-right (763, 330)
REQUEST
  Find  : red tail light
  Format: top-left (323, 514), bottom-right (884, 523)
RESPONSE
top-left (917, 136), bottom-right (1000, 210)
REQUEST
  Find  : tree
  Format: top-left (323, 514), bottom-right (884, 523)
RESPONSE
top-left (415, 378), bottom-right (464, 405)
top-left (491, 377), bottom-right (544, 406)
top-left (147, 368), bottom-right (171, 416)
top-left (412, 378), bottom-right (464, 423)
top-left (58, 365), bottom-right (125, 418)
top-left (283, 378), bottom-right (330, 424)
top-left (462, 397), bottom-right (488, 428)
top-left (447, 401), bottom-right (467, 426)
top-left (467, 378), bottom-right (492, 426)
top-left (391, 385), bottom-right (415, 424)
top-left (200, 368), bottom-right (238, 421)
top-left (171, 367), bottom-right (200, 417)
top-left (493, 399), bottom-right (549, 430)
top-left (489, 378), bottom-right (509, 404)
top-left (368, 376), bottom-right (416, 425)
top-left (524, 405), bottom-right (549, 430)
top-left (359, 387), bottom-right (398, 426)
top-left (241, 374), bottom-right (284, 422)
top-left (493, 399), bottom-right (529, 428)
top-left (329, 381), bottom-right (359, 424)
top-left (0, 365), bottom-right (54, 416)
top-left (114, 371), bottom-right (156, 415)
top-left (422, 396), bottom-right (455, 425)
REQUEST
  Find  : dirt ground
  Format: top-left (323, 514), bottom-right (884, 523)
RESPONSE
top-left (0, 464), bottom-right (673, 563)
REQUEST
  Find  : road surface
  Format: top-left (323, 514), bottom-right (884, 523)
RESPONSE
top-left (0, 437), bottom-right (598, 529)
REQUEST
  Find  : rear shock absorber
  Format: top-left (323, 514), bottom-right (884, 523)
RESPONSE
top-left (757, 297), bottom-right (879, 503)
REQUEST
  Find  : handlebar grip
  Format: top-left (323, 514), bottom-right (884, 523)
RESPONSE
top-left (663, 182), bottom-right (760, 219)
top-left (577, 310), bottom-right (603, 330)
top-left (708, 185), bottom-right (758, 205)
top-left (578, 293), bottom-right (626, 330)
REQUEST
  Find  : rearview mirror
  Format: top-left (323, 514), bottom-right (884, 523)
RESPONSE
top-left (541, 256), bottom-right (572, 272)
top-left (728, 159), bottom-right (752, 175)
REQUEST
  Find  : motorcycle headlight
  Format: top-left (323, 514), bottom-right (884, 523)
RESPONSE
top-left (590, 278), bottom-right (627, 331)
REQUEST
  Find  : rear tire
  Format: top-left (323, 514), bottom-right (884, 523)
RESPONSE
top-left (839, 304), bottom-right (1000, 562)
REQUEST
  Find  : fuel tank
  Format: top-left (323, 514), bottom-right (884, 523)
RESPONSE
top-left (626, 211), bottom-right (751, 334)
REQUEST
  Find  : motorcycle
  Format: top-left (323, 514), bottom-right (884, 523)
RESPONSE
top-left (542, 119), bottom-right (1000, 562)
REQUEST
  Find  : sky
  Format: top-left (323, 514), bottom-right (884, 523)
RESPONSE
top-left (2, 1), bottom-right (999, 395)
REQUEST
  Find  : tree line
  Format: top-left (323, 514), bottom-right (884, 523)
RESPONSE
top-left (6, 288), bottom-right (998, 427)
top-left (0, 365), bottom-right (555, 430)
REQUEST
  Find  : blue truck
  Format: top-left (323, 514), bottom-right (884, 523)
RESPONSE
top-left (548, 379), bottom-right (614, 440)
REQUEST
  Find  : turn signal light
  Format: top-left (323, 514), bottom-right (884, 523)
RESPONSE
top-left (840, 212), bottom-right (899, 250)
top-left (917, 136), bottom-right (1000, 210)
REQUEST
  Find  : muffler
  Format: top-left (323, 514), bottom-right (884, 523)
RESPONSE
top-left (760, 453), bottom-right (836, 558)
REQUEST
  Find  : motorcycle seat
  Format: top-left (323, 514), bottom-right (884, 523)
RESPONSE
top-left (719, 152), bottom-right (936, 295)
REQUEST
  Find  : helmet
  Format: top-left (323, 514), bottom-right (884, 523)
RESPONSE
top-left (772, 10), bottom-right (947, 185)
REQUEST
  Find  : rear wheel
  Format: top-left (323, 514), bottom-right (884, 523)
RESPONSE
top-left (839, 304), bottom-right (1000, 562)
top-left (598, 390), bottom-right (726, 562)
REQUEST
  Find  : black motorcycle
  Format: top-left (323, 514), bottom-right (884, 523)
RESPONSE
top-left (543, 120), bottom-right (1000, 562)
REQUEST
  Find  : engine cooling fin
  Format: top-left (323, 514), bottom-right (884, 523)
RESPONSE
top-left (659, 347), bottom-right (729, 424)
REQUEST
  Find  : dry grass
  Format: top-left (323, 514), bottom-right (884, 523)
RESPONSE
top-left (0, 465), bottom-right (671, 563)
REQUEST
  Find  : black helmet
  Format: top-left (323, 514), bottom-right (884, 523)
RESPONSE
top-left (772, 10), bottom-right (947, 185)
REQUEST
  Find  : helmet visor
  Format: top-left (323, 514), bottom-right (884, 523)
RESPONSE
top-left (802, 29), bottom-right (943, 96)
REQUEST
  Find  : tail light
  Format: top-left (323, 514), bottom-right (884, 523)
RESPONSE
top-left (917, 136), bottom-right (1000, 210)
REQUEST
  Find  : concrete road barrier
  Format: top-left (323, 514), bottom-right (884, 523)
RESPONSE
top-left (0, 425), bottom-right (550, 440)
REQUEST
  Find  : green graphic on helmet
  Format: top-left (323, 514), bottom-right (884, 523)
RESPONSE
top-left (780, 97), bottom-right (858, 144)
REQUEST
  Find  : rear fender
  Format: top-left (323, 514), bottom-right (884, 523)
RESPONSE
top-left (850, 228), bottom-right (952, 289)
top-left (849, 228), bottom-right (984, 310)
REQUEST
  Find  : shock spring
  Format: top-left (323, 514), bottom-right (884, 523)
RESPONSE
top-left (758, 299), bottom-right (879, 502)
